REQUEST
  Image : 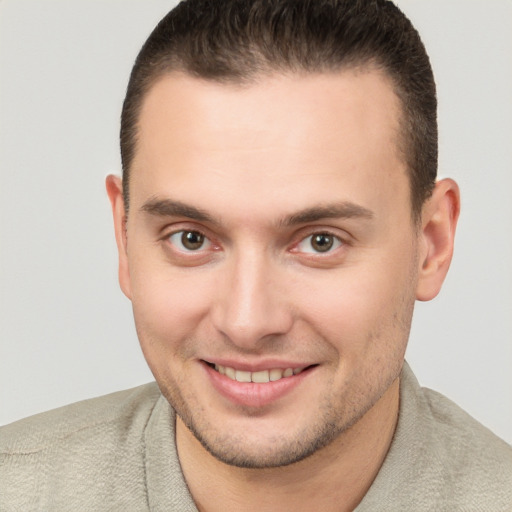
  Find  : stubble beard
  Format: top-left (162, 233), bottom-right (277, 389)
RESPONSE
top-left (172, 390), bottom-right (357, 469)
top-left (157, 358), bottom-right (403, 470)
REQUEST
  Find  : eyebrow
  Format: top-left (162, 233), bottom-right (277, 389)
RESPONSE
top-left (280, 202), bottom-right (374, 226)
top-left (140, 197), bottom-right (374, 226)
top-left (141, 198), bottom-right (217, 224)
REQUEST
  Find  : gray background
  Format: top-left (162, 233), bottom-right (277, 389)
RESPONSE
top-left (1, 0), bottom-right (511, 444)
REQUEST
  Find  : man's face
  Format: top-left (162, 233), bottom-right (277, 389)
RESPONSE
top-left (120, 70), bottom-right (421, 467)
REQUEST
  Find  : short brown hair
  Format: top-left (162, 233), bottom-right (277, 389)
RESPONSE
top-left (121, 0), bottom-right (437, 220)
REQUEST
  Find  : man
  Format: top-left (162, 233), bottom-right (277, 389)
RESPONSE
top-left (1, 0), bottom-right (511, 510)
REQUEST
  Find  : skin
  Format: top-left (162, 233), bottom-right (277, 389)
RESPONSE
top-left (107, 69), bottom-right (459, 511)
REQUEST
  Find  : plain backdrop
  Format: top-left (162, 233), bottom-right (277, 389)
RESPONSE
top-left (1, 0), bottom-right (511, 444)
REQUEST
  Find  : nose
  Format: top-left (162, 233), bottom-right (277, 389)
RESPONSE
top-left (211, 249), bottom-right (294, 350)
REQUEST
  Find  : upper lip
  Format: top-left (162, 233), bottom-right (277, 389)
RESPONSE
top-left (202, 358), bottom-right (315, 372)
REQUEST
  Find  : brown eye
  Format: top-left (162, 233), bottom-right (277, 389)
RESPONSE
top-left (311, 234), bottom-right (334, 252)
top-left (296, 232), bottom-right (342, 254)
top-left (169, 230), bottom-right (210, 251)
top-left (181, 231), bottom-right (205, 250)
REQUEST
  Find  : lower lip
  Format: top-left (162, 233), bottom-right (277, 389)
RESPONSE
top-left (203, 363), bottom-right (314, 408)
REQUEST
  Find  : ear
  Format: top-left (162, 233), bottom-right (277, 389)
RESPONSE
top-left (416, 178), bottom-right (460, 301)
top-left (105, 175), bottom-right (132, 300)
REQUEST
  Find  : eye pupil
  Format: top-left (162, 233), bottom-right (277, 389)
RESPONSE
top-left (311, 234), bottom-right (333, 252)
top-left (181, 231), bottom-right (204, 250)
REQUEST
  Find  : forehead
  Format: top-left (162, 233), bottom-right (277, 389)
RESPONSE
top-left (130, 70), bottom-right (409, 223)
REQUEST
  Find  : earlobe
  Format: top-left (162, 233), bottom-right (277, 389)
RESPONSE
top-left (105, 174), bottom-right (132, 300)
top-left (416, 178), bottom-right (460, 302)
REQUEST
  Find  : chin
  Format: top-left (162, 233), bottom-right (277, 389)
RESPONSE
top-left (177, 402), bottom-right (358, 469)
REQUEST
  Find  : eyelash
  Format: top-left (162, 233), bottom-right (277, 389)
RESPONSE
top-left (164, 228), bottom-right (345, 257)
top-left (293, 232), bottom-right (344, 255)
top-left (168, 230), bottom-right (212, 252)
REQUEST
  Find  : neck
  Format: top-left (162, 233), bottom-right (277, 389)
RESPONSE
top-left (176, 378), bottom-right (399, 512)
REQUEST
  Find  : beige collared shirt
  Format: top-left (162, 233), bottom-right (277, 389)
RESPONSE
top-left (1, 363), bottom-right (511, 511)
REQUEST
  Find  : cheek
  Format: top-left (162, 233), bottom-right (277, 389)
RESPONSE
top-left (129, 262), bottom-right (215, 349)
top-left (296, 255), bottom-right (417, 354)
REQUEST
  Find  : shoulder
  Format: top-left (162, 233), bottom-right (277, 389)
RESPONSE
top-left (421, 386), bottom-right (512, 483)
top-left (422, 385), bottom-right (510, 450)
top-left (0, 382), bottom-right (161, 455)
top-left (358, 364), bottom-right (512, 511)
top-left (403, 366), bottom-right (512, 509)
top-left (0, 383), bottom-right (163, 511)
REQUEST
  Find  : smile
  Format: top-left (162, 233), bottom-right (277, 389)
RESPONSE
top-left (212, 364), bottom-right (306, 383)
top-left (204, 361), bottom-right (316, 407)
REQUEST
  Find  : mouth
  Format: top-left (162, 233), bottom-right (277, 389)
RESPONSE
top-left (202, 360), bottom-right (317, 408)
top-left (204, 361), bottom-right (314, 383)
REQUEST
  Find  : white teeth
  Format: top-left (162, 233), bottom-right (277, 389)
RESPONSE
top-left (235, 370), bottom-right (252, 383)
top-left (269, 368), bottom-right (283, 381)
top-left (251, 370), bottom-right (270, 383)
top-left (214, 364), bottom-right (305, 383)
